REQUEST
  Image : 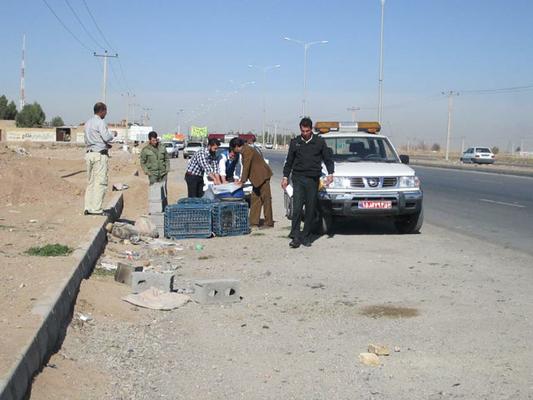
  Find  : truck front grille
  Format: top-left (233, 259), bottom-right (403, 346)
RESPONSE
top-left (350, 177), bottom-right (364, 188)
top-left (382, 177), bottom-right (398, 187)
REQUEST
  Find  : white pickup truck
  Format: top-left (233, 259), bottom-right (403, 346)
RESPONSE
top-left (285, 121), bottom-right (423, 234)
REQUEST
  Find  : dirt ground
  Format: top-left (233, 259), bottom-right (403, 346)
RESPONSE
top-left (0, 142), bottom-right (169, 380)
top-left (26, 150), bottom-right (533, 399)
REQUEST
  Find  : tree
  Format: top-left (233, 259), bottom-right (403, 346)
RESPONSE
top-left (16, 102), bottom-right (46, 128)
top-left (51, 116), bottom-right (65, 127)
top-left (0, 95), bottom-right (18, 120)
top-left (491, 146), bottom-right (499, 155)
top-left (431, 143), bottom-right (441, 152)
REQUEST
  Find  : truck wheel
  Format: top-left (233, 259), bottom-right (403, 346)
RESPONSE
top-left (394, 207), bottom-right (423, 234)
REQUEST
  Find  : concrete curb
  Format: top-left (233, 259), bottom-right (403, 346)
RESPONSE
top-left (0, 194), bottom-right (124, 400)
top-left (411, 160), bottom-right (533, 178)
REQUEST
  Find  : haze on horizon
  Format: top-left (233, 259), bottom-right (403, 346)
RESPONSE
top-left (1, 0), bottom-right (532, 151)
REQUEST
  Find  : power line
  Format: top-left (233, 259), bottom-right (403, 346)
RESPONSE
top-left (41, 0), bottom-right (93, 52)
top-left (81, 0), bottom-right (131, 93)
top-left (460, 84), bottom-right (533, 95)
top-left (81, 0), bottom-right (116, 52)
top-left (64, 0), bottom-right (105, 50)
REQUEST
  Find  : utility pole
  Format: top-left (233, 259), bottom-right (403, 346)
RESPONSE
top-left (347, 106), bottom-right (360, 122)
top-left (378, 0), bottom-right (386, 124)
top-left (442, 90), bottom-right (459, 161)
top-left (177, 109), bottom-right (184, 134)
top-left (20, 33), bottom-right (26, 110)
top-left (141, 107), bottom-right (152, 125)
top-left (93, 50), bottom-right (118, 104)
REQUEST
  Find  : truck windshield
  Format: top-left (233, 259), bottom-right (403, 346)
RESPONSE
top-left (323, 136), bottom-right (399, 163)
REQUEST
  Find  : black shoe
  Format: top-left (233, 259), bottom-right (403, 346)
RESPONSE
top-left (289, 239), bottom-right (301, 248)
top-left (301, 239), bottom-right (312, 247)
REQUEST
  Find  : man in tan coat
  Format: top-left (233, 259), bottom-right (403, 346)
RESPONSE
top-left (230, 137), bottom-right (273, 228)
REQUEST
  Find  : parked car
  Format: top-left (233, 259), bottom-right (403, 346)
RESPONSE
top-left (265, 143), bottom-right (273, 149)
top-left (162, 142), bottom-right (179, 158)
top-left (460, 147), bottom-right (495, 164)
top-left (183, 141), bottom-right (204, 159)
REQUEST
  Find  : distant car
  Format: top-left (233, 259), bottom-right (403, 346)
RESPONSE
top-left (183, 141), bottom-right (204, 159)
top-left (460, 147), bottom-right (495, 164)
top-left (265, 143), bottom-right (273, 149)
top-left (173, 140), bottom-right (185, 150)
top-left (162, 142), bottom-right (179, 158)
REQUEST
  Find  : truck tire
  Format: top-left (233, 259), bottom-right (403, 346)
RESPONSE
top-left (320, 214), bottom-right (335, 236)
top-left (394, 207), bottom-right (423, 234)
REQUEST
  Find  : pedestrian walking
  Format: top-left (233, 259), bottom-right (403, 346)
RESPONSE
top-left (185, 138), bottom-right (222, 197)
top-left (83, 102), bottom-right (115, 216)
top-left (140, 131), bottom-right (170, 214)
top-left (281, 117), bottom-right (334, 248)
top-left (230, 137), bottom-right (274, 228)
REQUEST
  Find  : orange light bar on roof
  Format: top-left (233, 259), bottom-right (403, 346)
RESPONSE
top-left (314, 121), bottom-right (381, 134)
top-left (315, 121), bottom-right (339, 134)
top-left (357, 122), bottom-right (381, 133)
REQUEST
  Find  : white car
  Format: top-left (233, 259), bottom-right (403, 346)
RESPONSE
top-left (265, 143), bottom-right (273, 149)
top-left (162, 142), bottom-right (179, 158)
top-left (460, 147), bottom-right (495, 164)
top-left (183, 141), bottom-right (203, 159)
top-left (284, 121), bottom-right (423, 234)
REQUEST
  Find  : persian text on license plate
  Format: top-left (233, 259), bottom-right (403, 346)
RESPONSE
top-left (358, 200), bottom-right (392, 209)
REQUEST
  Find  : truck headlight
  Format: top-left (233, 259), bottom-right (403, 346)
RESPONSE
top-left (398, 176), bottom-right (420, 188)
top-left (330, 176), bottom-right (351, 189)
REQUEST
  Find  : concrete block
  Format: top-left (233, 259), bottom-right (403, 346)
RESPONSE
top-left (131, 271), bottom-right (173, 293)
top-left (192, 279), bottom-right (240, 304)
top-left (114, 262), bottom-right (143, 285)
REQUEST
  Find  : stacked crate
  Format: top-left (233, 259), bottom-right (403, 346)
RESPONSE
top-left (212, 201), bottom-right (250, 237)
top-left (164, 199), bottom-right (213, 239)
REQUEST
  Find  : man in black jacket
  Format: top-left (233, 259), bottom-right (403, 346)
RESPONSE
top-left (281, 117), bottom-right (334, 248)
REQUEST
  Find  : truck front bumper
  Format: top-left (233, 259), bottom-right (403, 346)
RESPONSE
top-left (319, 190), bottom-right (423, 217)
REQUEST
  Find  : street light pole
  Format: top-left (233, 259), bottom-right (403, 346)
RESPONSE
top-left (442, 90), bottom-right (459, 161)
top-left (378, 0), bottom-right (385, 124)
top-left (248, 64), bottom-right (280, 145)
top-left (284, 37), bottom-right (328, 117)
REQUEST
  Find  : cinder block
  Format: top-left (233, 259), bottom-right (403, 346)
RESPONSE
top-left (192, 279), bottom-right (240, 304)
top-left (131, 271), bottom-right (174, 293)
top-left (114, 262), bottom-right (143, 285)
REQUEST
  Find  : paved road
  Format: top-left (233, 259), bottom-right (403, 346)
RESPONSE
top-left (264, 150), bottom-right (533, 256)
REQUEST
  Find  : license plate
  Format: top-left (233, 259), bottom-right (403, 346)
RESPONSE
top-left (358, 200), bottom-right (392, 209)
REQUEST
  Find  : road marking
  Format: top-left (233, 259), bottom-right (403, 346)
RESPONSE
top-left (479, 198), bottom-right (526, 208)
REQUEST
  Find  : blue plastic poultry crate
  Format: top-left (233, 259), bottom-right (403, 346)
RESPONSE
top-left (212, 201), bottom-right (250, 237)
top-left (164, 201), bottom-right (213, 239)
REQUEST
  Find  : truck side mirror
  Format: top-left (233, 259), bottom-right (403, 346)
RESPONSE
top-left (399, 155), bottom-right (410, 164)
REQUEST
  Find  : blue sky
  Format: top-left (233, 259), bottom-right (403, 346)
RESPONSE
top-left (1, 0), bottom-right (532, 149)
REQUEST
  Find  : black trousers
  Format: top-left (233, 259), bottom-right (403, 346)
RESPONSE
top-left (290, 174), bottom-right (319, 240)
top-left (185, 174), bottom-right (204, 197)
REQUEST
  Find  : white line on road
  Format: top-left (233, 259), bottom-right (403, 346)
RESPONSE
top-left (479, 198), bottom-right (526, 208)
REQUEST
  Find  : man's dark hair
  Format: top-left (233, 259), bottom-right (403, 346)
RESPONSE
top-left (148, 131), bottom-right (158, 140)
top-left (229, 137), bottom-right (245, 150)
top-left (208, 138), bottom-right (221, 146)
top-left (94, 102), bottom-right (107, 114)
top-left (299, 117), bottom-right (313, 129)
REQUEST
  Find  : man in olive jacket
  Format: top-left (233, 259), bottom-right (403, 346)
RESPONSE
top-left (140, 131), bottom-right (170, 214)
top-left (230, 137), bottom-right (274, 228)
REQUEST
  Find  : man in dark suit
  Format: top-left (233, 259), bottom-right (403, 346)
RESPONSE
top-left (230, 137), bottom-right (274, 228)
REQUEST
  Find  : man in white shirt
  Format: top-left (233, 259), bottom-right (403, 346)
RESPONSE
top-left (84, 102), bottom-right (115, 215)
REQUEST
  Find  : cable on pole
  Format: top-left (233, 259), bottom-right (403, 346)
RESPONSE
top-left (42, 0), bottom-right (93, 52)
